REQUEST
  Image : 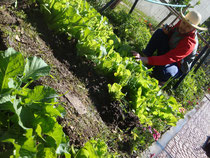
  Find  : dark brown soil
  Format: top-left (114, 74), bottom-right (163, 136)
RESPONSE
top-left (0, 2), bottom-right (141, 156)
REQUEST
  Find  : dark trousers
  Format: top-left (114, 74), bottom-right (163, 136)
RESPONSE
top-left (143, 29), bottom-right (182, 82)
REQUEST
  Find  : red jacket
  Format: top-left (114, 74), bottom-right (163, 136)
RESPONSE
top-left (147, 21), bottom-right (197, 67)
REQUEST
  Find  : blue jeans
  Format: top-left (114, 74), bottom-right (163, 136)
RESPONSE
top-left (143, 29), bottom-right (182, 82)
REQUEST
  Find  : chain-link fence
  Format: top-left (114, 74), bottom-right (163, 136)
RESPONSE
top-left (122, 0), bottom-right (209, 24)
top-left (125, 0), bottom-right (178, 25)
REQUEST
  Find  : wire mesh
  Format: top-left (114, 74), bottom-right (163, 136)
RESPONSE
top-left (122, 0), bottom-right (178, 25)
top-left (121, 0), bottom-right (209, 25)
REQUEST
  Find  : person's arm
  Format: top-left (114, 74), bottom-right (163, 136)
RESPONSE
top-left (140, 57), bottom-right (148, 64)
top-left (147, 36), bottom-right (196, 66)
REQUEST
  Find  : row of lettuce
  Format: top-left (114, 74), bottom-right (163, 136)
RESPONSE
top-left (0, 0), bottom-right (183, 156)
top-left (0, 48), bottom-right (114, 157)
top-left (37, 0), bottom-right (183, 128)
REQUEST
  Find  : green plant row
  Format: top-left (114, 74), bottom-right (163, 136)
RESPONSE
top-left (0, 48), bottom-right (115, 157)
top-left (0, 48), bottom-right (70, 157)
top-left (37, 0), bottom-right (183, 129)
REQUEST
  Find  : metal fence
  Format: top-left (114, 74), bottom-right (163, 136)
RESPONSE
top-left (126, 0), bottom-right (178, 25)
top-left (123, 0), bottom-right (209, 24)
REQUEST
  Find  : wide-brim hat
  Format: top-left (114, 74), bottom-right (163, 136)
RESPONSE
top-left (181, 8), bottom-right (208, 31)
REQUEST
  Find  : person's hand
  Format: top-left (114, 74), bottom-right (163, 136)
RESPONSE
top-left (131, 51), bottom-right (148, 64)
top-left (131, 50), bottom-right (141, 61)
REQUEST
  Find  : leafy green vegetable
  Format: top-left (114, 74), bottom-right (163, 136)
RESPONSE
top-left (0, 48), bottom-right (70, 157)
top-left (108, 83), bottom-right (125, 100)
top-left (75, 139), bottom-right (115, 158)
top-left (37, 0), bottom-right (183, 145)
top-left (22, 56), bottom-right (50, 83)
top-left (0, 48), bottom-right (24, 94)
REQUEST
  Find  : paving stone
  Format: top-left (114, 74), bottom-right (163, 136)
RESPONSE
top-left (156, 95), bottom-right (210, 158)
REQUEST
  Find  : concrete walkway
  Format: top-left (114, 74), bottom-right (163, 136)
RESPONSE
top-left (141, 94), bottom-right (210, 158)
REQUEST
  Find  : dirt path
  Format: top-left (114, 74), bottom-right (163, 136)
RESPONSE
top-left (0, 4), bottom-right (109, 146)
top-left (0, 2), bottom-right (140, 156)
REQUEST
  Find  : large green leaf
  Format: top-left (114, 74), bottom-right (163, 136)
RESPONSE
top-left (0, 95), bottom-right (15, 111)
top-left (37, 147), bottom-right (57, 158)
top-left (0, 48), bottom-right (24, 93)
top-left (24, 86), bottom-right (58, 107)
top-left (22, 56), bottom-right (50, 83)
top-left (8, 98), bottom-right (34, 130)
top-left (46, 122), bottom-right (63, 149)
top-left (12, 98), bottom-right (28, 130)
top-left (35, 124), bottom-right (45, 141)
top-left (19, 129), bottom-right (37, 157)
top-left (1, 129), bottom-right (37, 157)
top-left (34, 116), bottom-right (63, 148)
top-left (56, 136), bottom-right (71, 156)
top-left (55, 104), bottom-right (66, 118)
top-left (7, 77), bottom-right (21, 90)
top-left (44, 105), bottom-right (61, 117)
top-left (0, 94), bottom-right (14, 104)
top-left (19, 107), bottom-right (35, 129)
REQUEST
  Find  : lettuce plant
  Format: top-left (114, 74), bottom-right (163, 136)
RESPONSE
top-left (36, 0), bottom-right (183, 131)
top-left (75, 139), bottom-right (116, 158)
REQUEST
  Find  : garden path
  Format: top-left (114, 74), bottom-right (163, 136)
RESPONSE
top-left (141, 94), bottom-right (210, 158)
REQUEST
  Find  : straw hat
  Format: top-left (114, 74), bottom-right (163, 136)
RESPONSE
top-left (181, 8), bottom-right (207, 31)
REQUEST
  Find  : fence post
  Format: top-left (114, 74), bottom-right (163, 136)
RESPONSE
top-left (110, 0), bottom-right (122, 9)
top-left (173, 44), bottom-right (209, 90)
top-left (194, 46), bottom-right (210, 73)
top-left (129, 0), bottom-right (139, 14)
top-left (99, 0), bottom-right (116, 13)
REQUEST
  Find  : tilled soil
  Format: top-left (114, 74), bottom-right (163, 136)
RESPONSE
top-left (0, 1), bottom-right (141, 156)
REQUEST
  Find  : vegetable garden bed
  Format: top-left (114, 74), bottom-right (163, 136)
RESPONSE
top-left (2, 0), bottom-right (207, 157)
top-left (0, 2), bottom-right (141, 157)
